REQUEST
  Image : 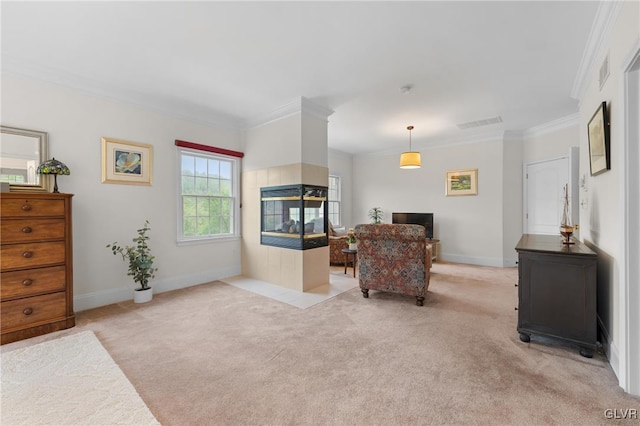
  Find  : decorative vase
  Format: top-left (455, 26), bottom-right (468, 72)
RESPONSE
top-left (133, 287), bottom-right (153, 304)
top-left (349, 243), bottom-right (357, 251)
top-left (560, 184), bottom-right (575, 245)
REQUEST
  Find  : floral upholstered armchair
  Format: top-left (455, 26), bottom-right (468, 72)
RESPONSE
top-left (354, 224), bottom-right (431, 306)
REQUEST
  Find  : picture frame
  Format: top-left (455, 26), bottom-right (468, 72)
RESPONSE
top-left (101, 137), bottom-right (152, 185)
top-left (587, 101), bottom-right (610, 176)
top-left (446, 168), bottom-right (478, 196)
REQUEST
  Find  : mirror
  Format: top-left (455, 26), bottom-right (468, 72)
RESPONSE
top-left (0, 126), bottom-right (49, 192)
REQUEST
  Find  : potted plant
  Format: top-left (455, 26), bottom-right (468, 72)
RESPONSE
top-left (106, 220), bottom-right (157, 303)
top-left (368, 207), bottom-right (384, 224)
top-left (347, 228), bottom-right (357, 250)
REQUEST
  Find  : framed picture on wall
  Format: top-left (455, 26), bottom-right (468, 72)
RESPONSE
top-left (445, 168), bottom-right (478, 196)
top-left (101, 137), bottom-right (153, 185)
top-left (587, 101), bottom-right (611, 176)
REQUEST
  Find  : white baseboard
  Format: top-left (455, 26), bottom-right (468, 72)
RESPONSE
top-left (74, 265), bottom-right (241, 312)
top-left (439, 253), bottom-right (505, 268)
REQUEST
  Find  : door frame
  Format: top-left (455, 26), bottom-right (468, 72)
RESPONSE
top-left (619, 39), bottom-right (640, 396)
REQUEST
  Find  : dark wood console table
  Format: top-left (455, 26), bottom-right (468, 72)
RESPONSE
top-left (515, 234), bottom-right (597, 357)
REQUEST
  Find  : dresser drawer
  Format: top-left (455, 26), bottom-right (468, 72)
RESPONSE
top-left (0, 241), bottom-right (66, 271)
top-left (1, 218), bottom-right (65, 244)
top-left (1, 292), bottom-right (67, 331)
top-left (1, 266), bottom-right (66, 300)
top-left (0, 197), bottom-right (65, 218)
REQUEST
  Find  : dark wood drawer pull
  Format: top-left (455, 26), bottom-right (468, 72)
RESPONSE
top-left (21, 204), bottom-right (32, 211)
top-left (21, 226), bottom-right (33, 233)
top-left (23, 308), bottom-right (33, 316)
top-left (22, 251), bottom-right (33, 258)
top-left (22, 279), bottom-right (33, 286)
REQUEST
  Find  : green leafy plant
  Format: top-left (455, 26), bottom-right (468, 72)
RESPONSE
top-left (347, 228), bottom-right (356, 244)
top-left (107, 220), bottom-right (157, 290)
top-left (368, 207), bottom-right (384, 224)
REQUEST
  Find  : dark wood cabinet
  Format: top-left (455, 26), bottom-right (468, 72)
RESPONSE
top-left (515, 234), bottom-right (597, 357)
top-left (1, 193), bottom-right (74, 344)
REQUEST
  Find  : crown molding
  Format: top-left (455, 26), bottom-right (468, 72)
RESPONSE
top-left (357, 129), bottom-right (505, 159)
top-left (2, 55), bottom-right (244, 130)
top-left (523, 113), bottom-right (580, 139)
top-left (244, 96), bottom-right (334, 129)
top-left (571, 1), bottom-right (624, 104)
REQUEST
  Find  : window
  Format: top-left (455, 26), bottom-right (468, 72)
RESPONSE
top-left (328, 175), bottom-right (341, 227)
top-left (178, 147), bottom-right (240, 242)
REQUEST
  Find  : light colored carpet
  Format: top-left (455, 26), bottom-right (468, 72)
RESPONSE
top-left (1, 330), bottom-right (159, 426)
top-left (3, 263), bottom-right (639, 425)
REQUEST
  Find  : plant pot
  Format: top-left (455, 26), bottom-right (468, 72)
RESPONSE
top-left (349, 243), bottom-right (357, 251)
top-left (133, 287), bottom-right (153, 304)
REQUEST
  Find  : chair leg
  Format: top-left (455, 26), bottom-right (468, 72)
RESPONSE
top-left (416, 296), bottom-right (424, 306)
top-left (361, 289), bottom-right (369, 298)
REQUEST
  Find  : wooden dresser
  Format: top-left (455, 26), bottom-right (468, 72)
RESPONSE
top-left (515, 234), bottom-right (597, 357)
top-left (1, 193), bottom-right (74, 344)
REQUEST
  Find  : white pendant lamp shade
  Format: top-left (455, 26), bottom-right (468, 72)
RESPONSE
top-left (400, 125), bottom-right (421, 169)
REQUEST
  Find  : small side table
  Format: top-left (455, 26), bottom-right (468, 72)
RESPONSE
top-left (426, 238), bottom-right (440, 262)
top-left (342, 248), bottom-right (357, 277)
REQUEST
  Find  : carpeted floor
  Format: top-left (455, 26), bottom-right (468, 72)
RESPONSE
top-left (2, 262), bottom-right (638, 425)
top-left (1, 331), bottom-right (159, 425)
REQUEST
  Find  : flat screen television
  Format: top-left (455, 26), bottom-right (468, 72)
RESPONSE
top-left (392, 212), bottom-right (434, 239)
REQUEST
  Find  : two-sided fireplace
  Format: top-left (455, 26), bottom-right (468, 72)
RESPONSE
top-left (260, 184), bottom-right (329, 250)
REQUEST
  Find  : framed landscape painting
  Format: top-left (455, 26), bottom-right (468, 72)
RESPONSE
top-left (587, 101), bottom-right (610, 176)
top-left (446, 168), bottom-right (478, 196)
top-left (101, 137), bottom-right (152, 185)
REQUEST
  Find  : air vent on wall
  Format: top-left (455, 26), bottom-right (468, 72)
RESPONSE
top-left (457, 116), bottom-right (503, 130)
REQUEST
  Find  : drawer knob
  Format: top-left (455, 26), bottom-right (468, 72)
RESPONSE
top-left (21, 226), bottom-right (32, 233)
top-left (22, 279), bottom-right (33, 286)
top-left (23, 307), bottom-right (33, 316)
top-left (22, 251), bottom-right (33, 258)
top-left (21, 204), bottom-right (32, 211)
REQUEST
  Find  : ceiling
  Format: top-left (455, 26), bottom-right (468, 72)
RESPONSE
top-left (1, 1), bottom-right (600, 155)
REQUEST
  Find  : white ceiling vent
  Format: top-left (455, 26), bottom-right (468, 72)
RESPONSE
top-left (457, 116), bottom-right (503, 130)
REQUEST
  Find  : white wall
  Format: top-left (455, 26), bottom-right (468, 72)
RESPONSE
top-left (328, 148), bottom-right (353, 228)
top-left (523, 122), bottom-right (580, 164)
top-left (353, 137), bottom-right (507, 267)
top-left (1, 74), bottom-right (243, 311)
top-left (577, 0), bottom-right (639, 385)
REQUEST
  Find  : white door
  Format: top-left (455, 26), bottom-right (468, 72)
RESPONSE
top-left (525, 157), bottom-right (569, 235)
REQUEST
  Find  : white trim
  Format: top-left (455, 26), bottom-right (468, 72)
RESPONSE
top-left (176, 147), bottom-right (242, 243)
top-left (522, 113), bottom-right (580, 140)
top-left (74, 265), bottom-right (241, 312)
top-left (571, 1), bottom-right (624, 103)
top-left (2, 55), bottom-right (243, 130)
top-left (619, 38), bottom-right (640, 396)
top-left (244, 96), bottom-right (333, 129)
top-left (439, 253), bottom-right (504, 268)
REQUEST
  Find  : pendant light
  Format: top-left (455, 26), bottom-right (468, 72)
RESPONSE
top-left (400, 125), bottom-right (421, 169)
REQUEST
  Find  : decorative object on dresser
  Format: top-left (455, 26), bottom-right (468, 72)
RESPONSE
top-left (36, 157), bottom-right (70, 193)
top-left (0, 125), bottom-right (49, 192)
top-left (515, 234), bottom-right (597, 358)
top-left (0, 192), bottom-right (74, 344)
top-left (560, 184), bottom-right (575, 245)
top-left (107, 220), bottom-right (157, 303)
